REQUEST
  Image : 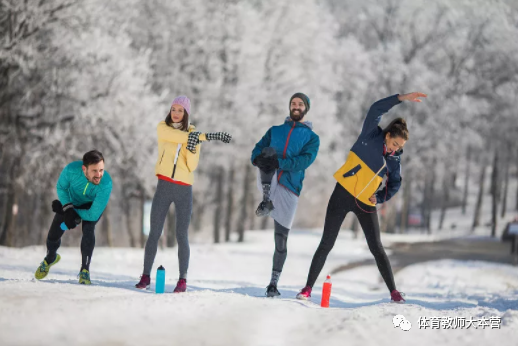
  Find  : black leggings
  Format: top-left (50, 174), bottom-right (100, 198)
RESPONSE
top-left (306, 183), bottom-right (396, 292)
top-left (45, 203), bottom-right (100, 271)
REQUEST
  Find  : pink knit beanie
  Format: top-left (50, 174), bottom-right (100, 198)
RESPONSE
top-left (171, 96), bottom-right (191, 115)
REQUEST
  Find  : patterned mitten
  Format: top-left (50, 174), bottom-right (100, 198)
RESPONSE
top-left (187, 132), bottom-right (201, 153)
top-left (205, 132), bottom-right (232, 143)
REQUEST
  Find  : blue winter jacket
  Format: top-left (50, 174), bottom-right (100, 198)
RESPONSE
top-left (56, 161), bottom-right (113, 221)
top-left (251, 118), bottom-right (320, 196)
top-left (334, 94), bottom-right (403, 205)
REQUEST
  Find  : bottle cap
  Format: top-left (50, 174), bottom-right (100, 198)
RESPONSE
top-left (327, 275), bottom-right (331, 279)
top-left (158, 265), bottom-right (165, 270)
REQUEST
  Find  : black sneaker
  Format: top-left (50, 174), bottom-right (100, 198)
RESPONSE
top-left (256, 200), bottom-right (274, 217)
top-left (266, 283), bottom-right (280, 298)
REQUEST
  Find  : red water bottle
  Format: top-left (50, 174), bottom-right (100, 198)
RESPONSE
top-left (321, 274), bottom-right (332, 308)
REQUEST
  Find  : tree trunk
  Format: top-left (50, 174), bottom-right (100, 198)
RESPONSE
top-left (0, 185), bottom-right (16, 247)
top-left (225, 167), bottom-right (235, 242)
top-left (516, 161), bottom-right (518, 211)
top-left (213, 167), bottom-right (224, 244)
top-left (501, 157), bottom-right (510, 218)
top-left (123, 198), bottom-right (137, 248)
top-left (471, 162), bottom-right (487, 232)
top-left (29, 192), bottom-right (44, 246)
top-left (0, 158), bottom-right (21, 247)
top-left (420, 176), bottom-right (428, 234)
top-left (400, 173), bottom-right (412, 233)
top-left (490, 150), bottom-right (499, 238)
top-left (439, 172), bottom-right (451, 230)
top-left (461, 145), bottom-right (471, 214)
top-left (386, 201), bottom-right (398, 234)
top-left (236, 164), bottom-right (251, 242)
top-left (192, 195), bottom-right (205, 233)
top-left (423, 158), bottom-right (437, 234)
top-left (247, 170), bottom-right (257, 232)
top-left (103, 204), bottom-right (113, 247)
top-left (451, 150), bottom-right (459, 189)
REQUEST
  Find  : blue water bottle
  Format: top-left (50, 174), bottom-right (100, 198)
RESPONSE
top-left (156, 265), bottom-right (165, 294)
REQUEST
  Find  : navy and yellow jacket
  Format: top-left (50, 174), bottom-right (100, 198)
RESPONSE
top-left (57, 161), bottom-right (113, 221)
top-left (334, 95), bottom-right (403, 206)
top-left (251, 118), bottom-right (320, 196)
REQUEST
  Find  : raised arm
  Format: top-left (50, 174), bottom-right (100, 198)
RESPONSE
top-left (360, 92), bottom-right (427, 136)
top-left (360, 95), bottom-right (401, 136)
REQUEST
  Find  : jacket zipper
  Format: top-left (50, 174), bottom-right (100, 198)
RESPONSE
top-left (83, 182), bottom-right (89, 195)
top-left (171, 144), bottom-right (183, 180)
top-left (277, 122), bottom-right (296, 182)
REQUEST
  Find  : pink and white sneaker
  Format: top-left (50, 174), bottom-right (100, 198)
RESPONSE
top-left (391, 290), bottom-right (406, 303)
top-left (296, 285), bottom-right (312, 300)
top-left (174, 278), bottom-right (187, 293)
top-left (135, 274), bottom-right (151, 289)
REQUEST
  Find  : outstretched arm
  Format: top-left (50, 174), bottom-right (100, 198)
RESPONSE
top-left (157, 122), bottom-right (207, 144)
top-left (360, 92), bottom-right (427, 136)
top-left (75, 184), bottom-right (112, 221)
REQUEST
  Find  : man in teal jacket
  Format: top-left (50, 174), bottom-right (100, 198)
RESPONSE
top-left (251, 92), bottom-right (320, 297)
top-left (34, 150), bottom-right (112, 285)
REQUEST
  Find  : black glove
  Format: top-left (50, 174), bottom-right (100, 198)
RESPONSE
top-left (254, 154), bottom-right (279, 173)
top-left (206, 132), bottom-right (232, 143)
top-left (187, 131), bottom-right (201, 153)
top-left (52, 200), bottom-right (64, 214)
top-left (63, 203), bottom-right (81, 230)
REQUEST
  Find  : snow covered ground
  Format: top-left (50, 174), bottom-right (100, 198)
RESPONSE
top-left (1, 230), bottom-right (518, 346)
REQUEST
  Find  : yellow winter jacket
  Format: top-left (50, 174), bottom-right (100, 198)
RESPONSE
top-left (154, 122), bottom-right (206, 185)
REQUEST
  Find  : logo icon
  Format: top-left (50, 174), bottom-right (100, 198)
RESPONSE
top-left (393, 315), bottom-right (412, 331)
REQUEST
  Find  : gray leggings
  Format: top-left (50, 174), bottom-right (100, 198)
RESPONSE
top-left (143, 179), bottom-right (193, 278)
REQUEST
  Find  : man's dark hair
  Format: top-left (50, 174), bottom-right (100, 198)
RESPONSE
top-left (83, 150), bottom-right (104, 167)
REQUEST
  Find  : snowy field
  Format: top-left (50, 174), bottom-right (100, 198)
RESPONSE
top-left (1, 229), bottom-right (518, 346)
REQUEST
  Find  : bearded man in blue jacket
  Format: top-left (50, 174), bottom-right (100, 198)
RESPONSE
top-left (34, 150), bottom-right (112, 285)
top-left (251, 92), bottom-right (320, 297)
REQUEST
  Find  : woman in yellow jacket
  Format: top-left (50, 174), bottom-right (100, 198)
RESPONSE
top-left (136, 96), bottom-right (231, 292)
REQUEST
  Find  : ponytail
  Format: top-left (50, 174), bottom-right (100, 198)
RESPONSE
top-left (383, 117), bottom-right (409, 141)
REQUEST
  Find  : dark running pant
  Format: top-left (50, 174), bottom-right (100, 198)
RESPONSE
top-left (45, 203), bottom-right (100, 271)
top-left (305, 183), bottom-right (396, 293)
top-left (273, 220), bottom-right (290, 273)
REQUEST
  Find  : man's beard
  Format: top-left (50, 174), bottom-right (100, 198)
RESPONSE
top-left (290, 109), bottom-right (306, 122)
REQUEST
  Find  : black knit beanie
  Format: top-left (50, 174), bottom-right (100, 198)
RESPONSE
top-left (289, 93), bottom-right (310, 112)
